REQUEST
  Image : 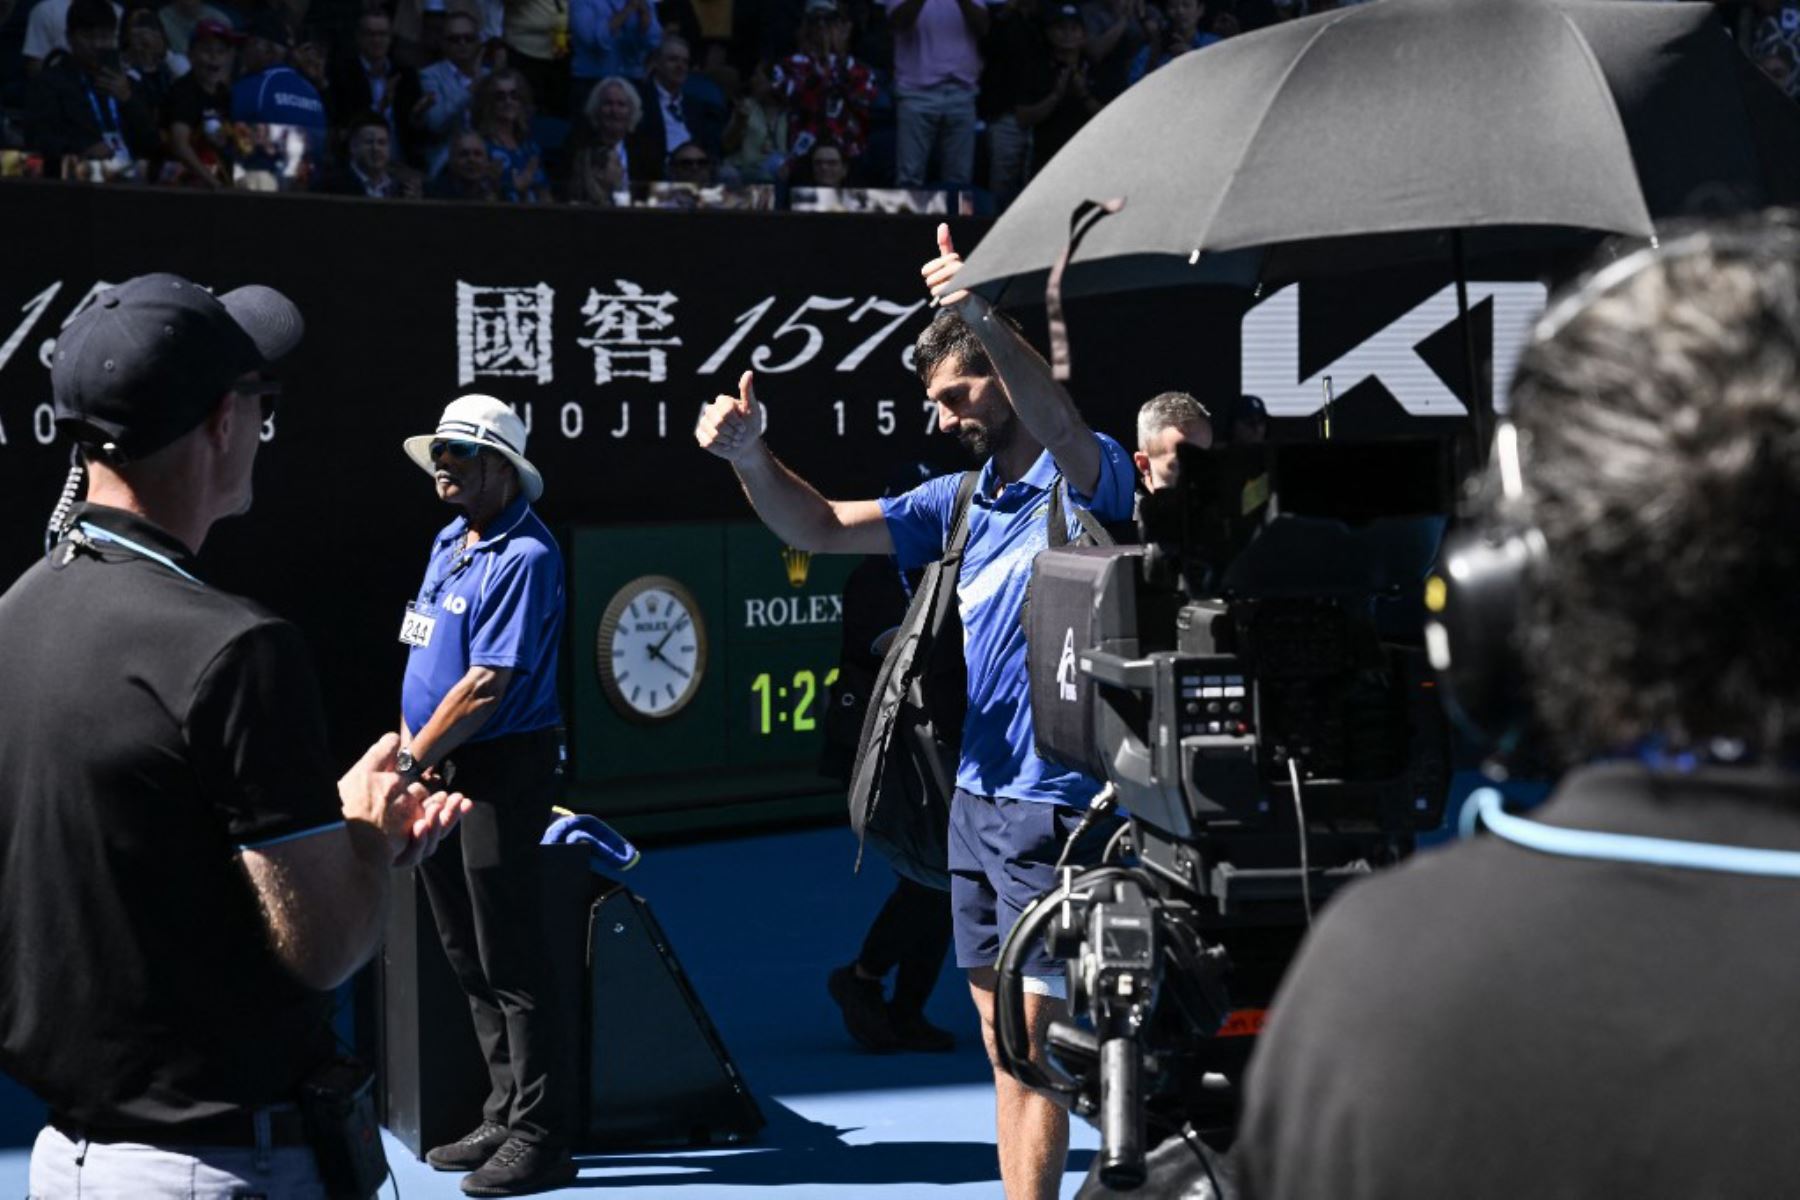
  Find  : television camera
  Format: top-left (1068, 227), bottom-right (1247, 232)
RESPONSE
top-left (997, 438), bottom-right (1458, 1195)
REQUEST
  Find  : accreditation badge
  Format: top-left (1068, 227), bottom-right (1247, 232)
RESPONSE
top-left (399, 601), bottom-right (437, 648)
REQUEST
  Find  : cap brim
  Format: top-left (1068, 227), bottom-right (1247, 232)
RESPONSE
top-left (221, 285), bottom-right (304, 365)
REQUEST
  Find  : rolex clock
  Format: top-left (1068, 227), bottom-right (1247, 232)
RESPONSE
top-left (595, 575), bottom-right (708, 722)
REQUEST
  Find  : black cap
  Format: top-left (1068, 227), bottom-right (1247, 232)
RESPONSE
top-left (51, 273), bottom-right (303, 461)
top-left (1049, 3), bottom-right (1082, 23)
top-left (1236, 393), bottom-right (1268, 420)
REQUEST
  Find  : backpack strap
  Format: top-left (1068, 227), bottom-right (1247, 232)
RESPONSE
top-left (1046, 475), bottom-right (1115, 549)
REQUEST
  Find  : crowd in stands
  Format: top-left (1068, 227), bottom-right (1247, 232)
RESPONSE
top-left (0, 0), bottom-right (1788, 207)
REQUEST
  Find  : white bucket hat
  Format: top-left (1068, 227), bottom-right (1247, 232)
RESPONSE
top-left (403, 394), bottom-right (544, 503)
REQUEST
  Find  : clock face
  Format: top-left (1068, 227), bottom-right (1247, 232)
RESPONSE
top-left (595, 575), bottom-right (708, 722)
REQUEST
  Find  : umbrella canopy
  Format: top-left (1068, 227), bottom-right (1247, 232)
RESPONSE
top-left (959, 0), bottom-right (1800, 304)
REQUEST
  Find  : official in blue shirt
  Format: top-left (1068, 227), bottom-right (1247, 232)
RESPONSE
top-left (396, 393), bottom-right (577, 1196)
top-left (694, 224), bottom-right (1133, 1200)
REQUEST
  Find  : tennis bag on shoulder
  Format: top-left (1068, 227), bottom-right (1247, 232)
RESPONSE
top-left (1025, 479), bottom-right (1134, 780)
top-left (847, 470), bottom-right (980, 891)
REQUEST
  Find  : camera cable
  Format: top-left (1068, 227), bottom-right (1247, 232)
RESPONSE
top-left (1055, 783), bottom-right (1119, 872)
top-left (1287, 757), bottom-right (1314, 926)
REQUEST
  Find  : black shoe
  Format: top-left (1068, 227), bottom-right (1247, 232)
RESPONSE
top-left (828, 964), bottom-right (899, 1051)
top-left (460, 1137), bottom-right (577, 1197)
top-left (426, 1121), bottom-right (510, 1172)
top-left (889, 1008), bottom-right (956, 1053)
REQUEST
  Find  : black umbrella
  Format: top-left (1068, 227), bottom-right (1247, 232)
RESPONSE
top-left (957, 0), bottom-right (1800, 428)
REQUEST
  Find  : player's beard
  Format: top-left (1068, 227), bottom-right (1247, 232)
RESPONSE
top-left (956, 408), bottom-right (1015, 461)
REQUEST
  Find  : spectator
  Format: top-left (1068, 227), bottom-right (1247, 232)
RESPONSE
top-left (428, 125), bottom-right (501, 196)
top-left (1079, 0), bottom-right (1149, 102)
top-left (120, 6), bottom-right (186, 120)
top-left (329, 8), bottom-right (427, 160)
top-left (885, 0), bottom-right (988, 188)
top-left (500, 0), bottom-right (573, 117)
top-left (773, 0), bottom-right (875, 169)
top-left (291, 24), bottom-right (334, 99)
top-left (25, 0), bottom-right (158, 176)
top-left (1752, 0), bottom-right (1800, 97)
top-left (570, 0), bottom-right (661, 108)
top-left (565, 72), bottom-right (641, 184)
top-left (20, 0), bottom-right (121, 74)
top-left (159, 17), bottom-right (238, 187)
top-left (473, 67), bottom-right (549, 199)
top-left (629, 33), bottom-right (725, 178)
top-left (978, 0), bottom-right (1045, 200)
top-left (563, 137), bottom-right (624, 201)
top-left (1127, 0), bottom-right (1215, 86)
top-left (1020, 4), bottom-right (1100, 178)
top-left (158, 0), bottom-right (231, 56)
top-left (326, 108), bottom-right (422, 194)
top-left (720, 58), bottom-right (787, 183)
top-left (665, 134), bottom-right (713, 183)
top-left (1228, 392), bottom-right (1267, 443)
top-left (418, 6), bottom-right (491, 173)
top-left (1759, 50), bottom-right (1793, 93)
top-left (794, 136), bottom-right (846, 185)
top-left (231, 12), bottom-right (329, 138)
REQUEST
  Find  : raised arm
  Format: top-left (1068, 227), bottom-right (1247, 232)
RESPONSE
top-left (921, 224), bottom-right (1102, 493)
top-left (695, 370), bottom-right (894, 555)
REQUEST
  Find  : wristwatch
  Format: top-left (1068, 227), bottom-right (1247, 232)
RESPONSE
top-left (396, 748), bottom-right (422, 781)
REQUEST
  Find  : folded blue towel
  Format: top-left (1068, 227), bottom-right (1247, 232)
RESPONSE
top-left (541, 810), bottom-right (641, 872)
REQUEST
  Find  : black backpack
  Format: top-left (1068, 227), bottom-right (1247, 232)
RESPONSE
top-left (847, 470), bottom-right (980, 890)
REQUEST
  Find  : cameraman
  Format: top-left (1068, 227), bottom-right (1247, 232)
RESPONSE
top-left (1236, 217), bottom-right (1800, 1198)
top-left (0, 274), bottom-right (468, 1198)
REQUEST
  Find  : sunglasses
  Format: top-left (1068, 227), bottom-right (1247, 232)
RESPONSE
top-left (444, 31), bottom-right (479, 42)
top-left (430, 439), bottom-right (484, 460)
top-left (672, 156), bottom-right (709, 167)
top-left (493, 88), bottom-right (522, 99)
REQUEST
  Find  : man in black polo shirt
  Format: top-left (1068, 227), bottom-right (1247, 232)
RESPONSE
top-left (0, 273), bottom-right (469, 1198)
top-left (1236, 218), bottom-right (1800, 1198)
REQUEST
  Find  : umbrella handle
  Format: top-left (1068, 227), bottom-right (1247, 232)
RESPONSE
top-left (1047, 196), bottom-right (1126, 382)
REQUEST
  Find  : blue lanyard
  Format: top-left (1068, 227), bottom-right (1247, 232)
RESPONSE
top-left (1463, 787), bottom-right (1800, 880)
top-left (83, 82), bottom-right (121, 135)
top-left (76, 521), bottom-right (203, 586)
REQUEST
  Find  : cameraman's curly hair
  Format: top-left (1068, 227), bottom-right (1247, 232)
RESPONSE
top-left (1501, 214), bottom-right (1800, 763)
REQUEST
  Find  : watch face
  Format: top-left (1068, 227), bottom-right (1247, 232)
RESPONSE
top-left (596, 575), bottom-right (708, 722)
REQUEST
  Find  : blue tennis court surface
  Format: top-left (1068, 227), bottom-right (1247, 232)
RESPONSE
top-left (0, 822), bottom-right (1099, 1198)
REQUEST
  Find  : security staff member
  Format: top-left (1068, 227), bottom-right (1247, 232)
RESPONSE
top-left (0, 273), bottom-right (466, 1199)
top-left (398, 394), bottom-right (576, 1197)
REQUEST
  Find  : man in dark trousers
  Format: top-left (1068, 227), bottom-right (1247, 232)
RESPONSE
top-left (399, 393), bottom-right (576, 1197)
top-left (0, 273), bottom-right (466, 1198)
top-left (1237, 216), bottom-right (1800, 1199)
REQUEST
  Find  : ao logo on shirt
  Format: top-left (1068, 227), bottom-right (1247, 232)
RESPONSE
top-left (443, 595), bottom-right (469, 615)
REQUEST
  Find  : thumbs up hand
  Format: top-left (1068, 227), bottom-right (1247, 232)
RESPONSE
top-left (694, 369), bottom-right (769, 463)
top-left (921, 222), bottom-right (983, 318)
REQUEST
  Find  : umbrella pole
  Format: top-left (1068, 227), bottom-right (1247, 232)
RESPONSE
top-left (1452, 230), bottom-right (1490, 456)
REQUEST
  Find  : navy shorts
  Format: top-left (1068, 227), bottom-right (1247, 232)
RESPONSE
top-left (948, 788), bottom-right (1122, 975)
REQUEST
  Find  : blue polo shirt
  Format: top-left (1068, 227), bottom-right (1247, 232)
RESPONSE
top-left (881, 432), bottom-right (1134, 807)
top-left (401, 494), bottom-right (564, 743)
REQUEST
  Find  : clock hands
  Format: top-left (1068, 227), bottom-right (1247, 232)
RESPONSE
top-left (645, 641), bottom-right (692, 680)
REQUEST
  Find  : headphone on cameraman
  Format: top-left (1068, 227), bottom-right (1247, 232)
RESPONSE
top-left (1423, 237), bottom-right (1706, 755)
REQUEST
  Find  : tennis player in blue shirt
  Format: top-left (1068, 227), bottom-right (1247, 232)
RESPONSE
top-left (696, 225), bottom-right (1134, 1200)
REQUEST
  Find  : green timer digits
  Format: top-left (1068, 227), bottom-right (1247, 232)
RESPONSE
top-left (750, 667), bottom-right (840, 735)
